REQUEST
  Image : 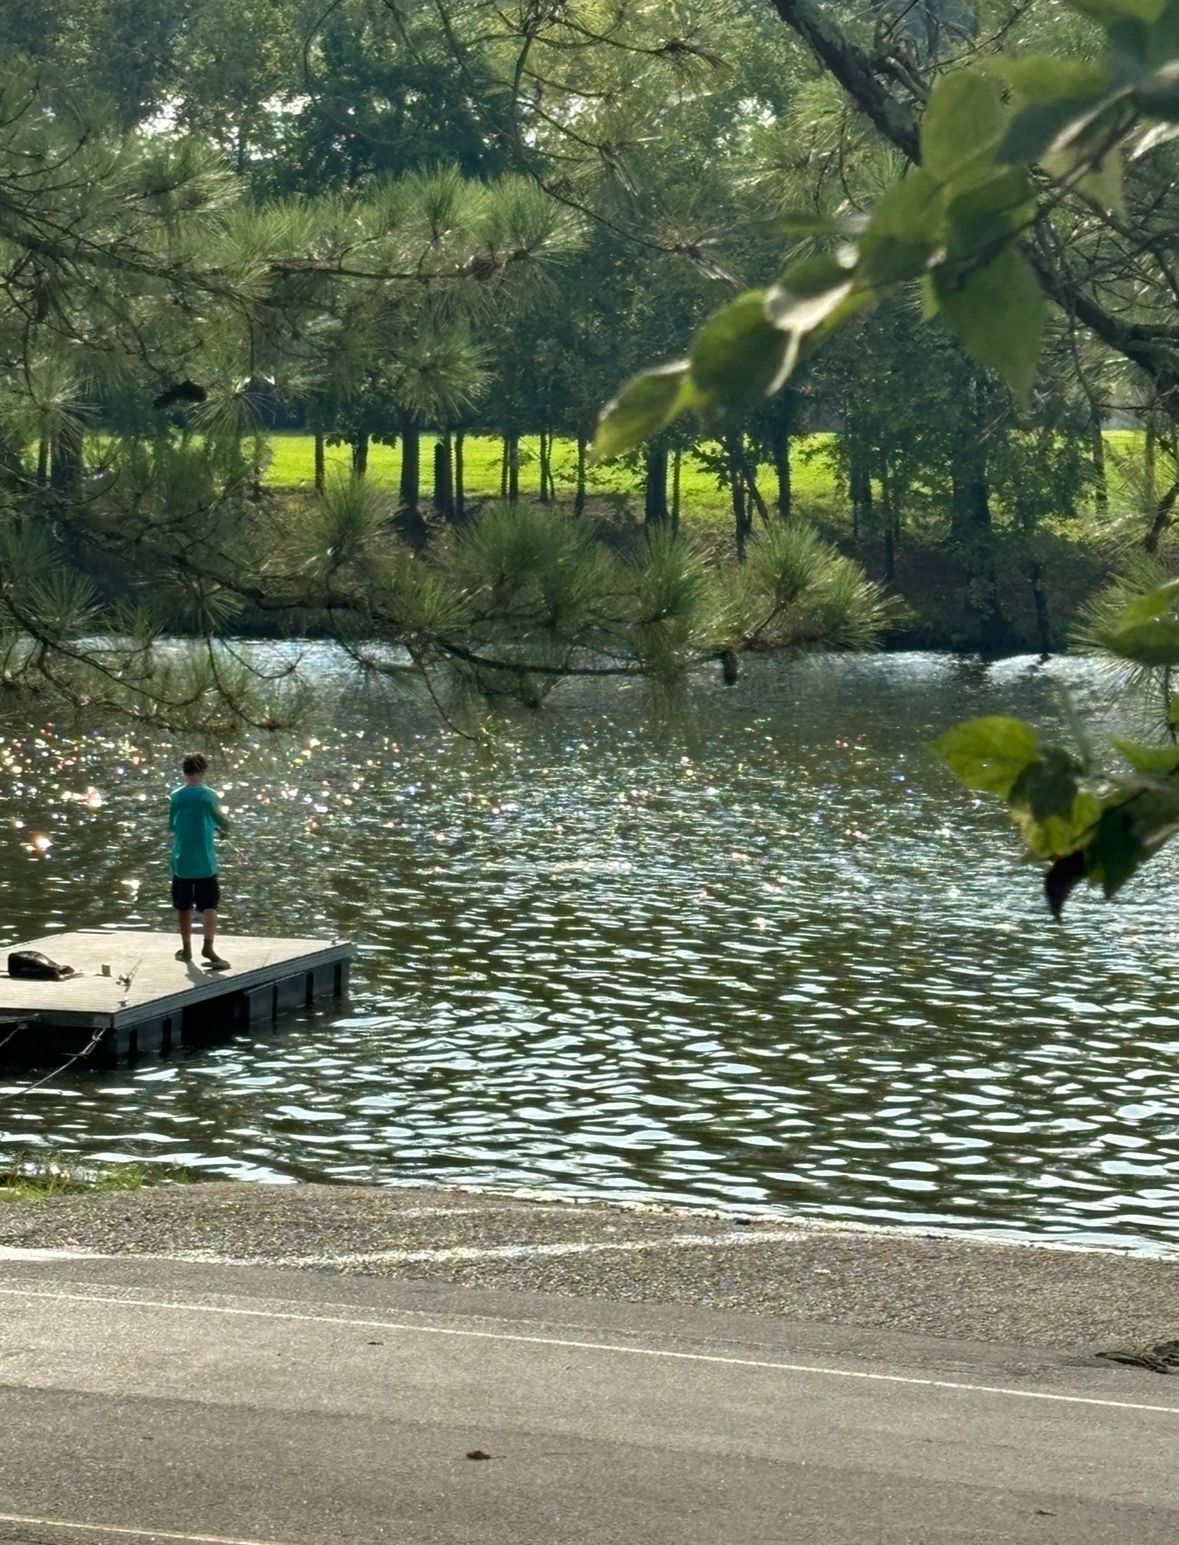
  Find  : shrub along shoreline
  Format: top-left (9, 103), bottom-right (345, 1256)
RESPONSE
top-left (251, 429), bottom-right (1126, 655)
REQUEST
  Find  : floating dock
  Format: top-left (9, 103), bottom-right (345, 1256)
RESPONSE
top-left (0, 930), bottom-right (353, 1064)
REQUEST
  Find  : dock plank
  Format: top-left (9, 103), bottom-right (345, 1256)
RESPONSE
top-left (1, 930), bottom-right (353, 1031)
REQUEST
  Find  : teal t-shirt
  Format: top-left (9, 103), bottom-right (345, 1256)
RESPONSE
top-left (169, 784), bottom-right (226, 878)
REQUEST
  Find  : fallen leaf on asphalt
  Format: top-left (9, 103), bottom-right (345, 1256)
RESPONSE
top-left (466, 1450), bottom-right (492, 1461)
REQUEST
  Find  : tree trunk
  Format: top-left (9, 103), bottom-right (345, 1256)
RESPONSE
top-left (1090, 420), bottom-right (1107, 519)
top-left (507, 433), bottom-right (520, 503)
top-left (1143, 474), bottom-right (1179, 554)
top-left (399, 420), bottom-right (420, 513)
top-left (250, 431), bottom-right (264, 502)
top-left (773, 435), bottom-right (792, 520)
top-left (1029, 558), bottom-right (1052, 658)
top-left (50, 422), bottom-right (83, 494)
top-left (454, 432), bottom-right (466, 521)
top-left (881, 460), bottom-right (895, 584)
top-left (314, 426), bottom-right (326, 493)
top-left (432, 434), bottom-right (454, 517)
top-left (433, 438), bottom-right (445, 509)
top-left (538, 431), bottom-right (553, 503)
top-left (671, 449), bottom-right (682, 534)
top-left (727, 434), bottom-right (750, 560)
top-left (397, 416), bottom-right (426, 547)
top-left (352, 431), bottom-right (369, 480)
top-left (740, 442), bottom-right (771, 525)
top-left (574, 433), bottom-right (587, 516)
top-left (36, 435), bottom-right (49, 486)
top-left (950, 448), bottom-right (1009, 653)
top-left (500, 437), bottom-right (509, 498)
top-left (848, 435), bottom-right (872, 541)
top-left (949, 443), bottom-right (992, 543)
top-left (644, 444), bottom-right (669, 525)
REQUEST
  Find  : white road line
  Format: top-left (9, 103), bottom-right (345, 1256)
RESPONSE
top-left (2, 1284), bottom-right (1176, 1418)
top-left (279, 1227), bottom-right (806, 1265)
top-left (0, 1511), bottom-right (291, 1545)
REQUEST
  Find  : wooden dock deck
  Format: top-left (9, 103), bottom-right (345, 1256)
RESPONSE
top-left (0, 930), bottom-right (353, 1064)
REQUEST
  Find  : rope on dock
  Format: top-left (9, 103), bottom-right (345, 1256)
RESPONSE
top-left (2, 1028), bottom-right (107, 1100)
top-left (0, 1019), bottom-right (30, 1058)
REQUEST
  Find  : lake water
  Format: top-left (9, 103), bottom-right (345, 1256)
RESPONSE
top-left (2, 649), bottom-right (1179, 1254)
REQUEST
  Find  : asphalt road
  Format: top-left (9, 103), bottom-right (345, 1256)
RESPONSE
top-left (0, 1253), bottom-right (1176, 1544)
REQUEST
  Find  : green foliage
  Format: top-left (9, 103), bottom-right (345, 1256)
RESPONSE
top-left (921, 73), bottom-right (1007, 179)
top-left (305, 475), bottom-right (389, 577)
top-left (596, 0), bottom-right (1179, 453)
top-left (932, 251), bottom-right (1044, 403)
top-left (439, 502), bottom-right (613, 631)
top-left (1111, 736), bottom-right (1179, 772)
top-left (1076, 568), bottom-right (1179, 696)
top-left (936, 699), bottom-right (1179, 916)
top-left (405, 504), bottom-right (887, 699)
top-left (934, 716), bottom-right (1044, 797)
top-left (594, 366), bottom-right (695, 461)
top-left (628, 529), bottom-right (728, 672)
top-left (0, 0), bottom-right (1156, 750)
top-left (1008, 750), bottom-right (1101, 861)
top-left (738, 524), bottom-right (889, 652)
top-left (1104, 617), bottom-right (1179, 663)
top-left (690, 293), bottom-right (791, 410)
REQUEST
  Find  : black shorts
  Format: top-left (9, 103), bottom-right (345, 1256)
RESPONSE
top-left (172, 874), bottom-right (220, 913)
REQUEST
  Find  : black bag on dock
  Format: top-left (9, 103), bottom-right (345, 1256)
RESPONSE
top-left (7, 950), bottom-right (76, 980)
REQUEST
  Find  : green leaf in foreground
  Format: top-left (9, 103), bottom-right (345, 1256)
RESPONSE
top-left (1085, 786), bottom-right (1179, 897)
top-left (857, 170), bottom-right (944, 285)
top-left (1107, 577), bottom-right (1179, 627)
top-left (766, 254), bottom-right (856, 328)
top-left (921, 72), bottom-right (1007, 180)
top-left (690, 290), bottom-right (793, 409)
top-left (999, 97), bottom-right (1113, 164)
top-left (992, 58), bottom-right (1115, 164)
top-left (592, 363), bottom-right (692, 460)
top-left (934, 248), bottom-right (1044, 401)
top-left (1007, 748), bottom-right (1100, 859)
top-left (759, 209), bottom-right (869, 238)
top-left (944, 168), bottom-right (1034, 256)
top-left (1038, 97), bottom-right (1130, 214)
top-left (1045, 850), bottom-right (1087, 919)
top-left (933, 715), bottom-right (1041, 796)
top-left (1136, 61), bottom-right (1179, 119)
top-left (1103, 618), bottom-right (1179, 664)
top-left (1048, 781), bottom-right (1179, 917)
top-left (1111, 736), bottom-right (1179, 774)
top-left (995, 57), bottom-right (1113, 100)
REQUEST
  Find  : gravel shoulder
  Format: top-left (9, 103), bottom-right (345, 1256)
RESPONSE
top-left (1, 1181), bottom-right (1176, 1355)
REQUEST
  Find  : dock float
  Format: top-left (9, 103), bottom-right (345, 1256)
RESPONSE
top-left (0, 930), bottom-right (353, 1065)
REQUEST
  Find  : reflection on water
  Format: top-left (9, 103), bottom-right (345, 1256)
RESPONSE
top-left (2, 650), bottom-right (1179, 1253)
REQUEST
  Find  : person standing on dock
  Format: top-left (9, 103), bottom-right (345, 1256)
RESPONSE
top-left (169, 753), bottom-right (231, 970)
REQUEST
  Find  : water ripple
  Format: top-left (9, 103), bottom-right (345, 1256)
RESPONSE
top-left (2, 650), bottom-right (1179, 1252)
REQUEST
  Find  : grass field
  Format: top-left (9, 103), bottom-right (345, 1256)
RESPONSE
top-left (261, 428), bottom-right (1155, 530)
top-left (263, 431), bottom-right (844, 521)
